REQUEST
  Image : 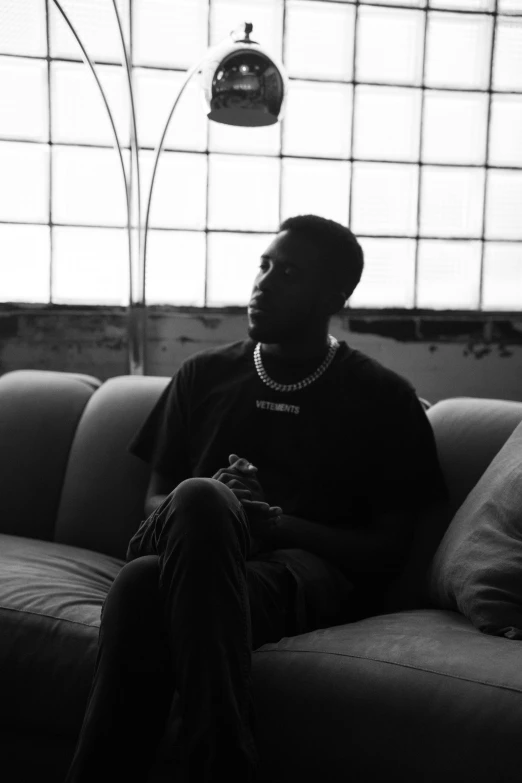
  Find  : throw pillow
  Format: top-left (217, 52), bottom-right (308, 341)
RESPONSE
top-left (428, 418), bottom-right (522, 639)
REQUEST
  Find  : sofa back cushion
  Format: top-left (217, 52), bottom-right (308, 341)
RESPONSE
top-left (427, 397), bottom-right (522, 518)
top-left (0, 370), bottom-right (100, 542)
top-left (54, 375), bottom-right (170, 559)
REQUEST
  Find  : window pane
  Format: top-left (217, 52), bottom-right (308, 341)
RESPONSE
top-left (422, 90), bottom-right (489, 165)
top-left (145, 230), bottom-right (205, 306)
top-left (285, 1), bottom-right (355, 81)
top-left (282, 81), bottom-right (352, 160)
top-left (498, 0), bottom-right (522, 12)
top-left (207, 232), bottom-right (270, 306)
top-left (281, 158), bottom-right (351, 228)
top-left (482, 243), bottom-right (522, 310)
top-left (425, 12), bottom-right (493, 90)
top-left (137, 150), bottom-right (207, 230)
top-left (489, 95), bottom-right (522, 168)
top-left (430, 0), bottom-right (495, 11)
top-left (493, 17), bottom-right (522, 92)
top-left (50, 0), bottom-right (130, 64)
top-left (348, 238), bottom-right (416, 308)
top-left (134, 0), bottom-right (208, 68)
top-left (357, 6), bottom-right (425, 86)
top-left (52, 145), bottom-right (129, 226)
top-left (0, 0), bottom-right (47, 57)
top-left (51, 61), bottom-right (129, 147)
top-left (417, 240), bottom-right (482, 309)
top-left (52, 226), bottom-right (128, 305)
top-left (354, 86), bottom-right (421, 162)
top-left (0, 224), bottom-right (50, 303)
top-left (0, 56), bottom-right (48, 141)
top-left (0, 141), bottom-right (49, 222)
top-left (363, 0), bottom-right (427, 5)
top-left (208, 154), bottom-right (280, 232)
top-left (134, 68), bottom-right (207, 152)
top-left (351, 162), bottom-right (419, 236)
top-left (420, 166), bottom-right (485, 238)
top-left (486, 170), bottom-right (522, 240)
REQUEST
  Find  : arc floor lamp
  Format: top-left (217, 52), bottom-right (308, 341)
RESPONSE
top-left (51, 0), bottom-right (289, 374)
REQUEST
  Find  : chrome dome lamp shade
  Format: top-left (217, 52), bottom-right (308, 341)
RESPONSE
top-left (198, 23), bottom-right (288, 127)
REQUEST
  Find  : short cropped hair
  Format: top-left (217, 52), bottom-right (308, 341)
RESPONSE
top-left (279, 214), bottom-right (364, 305)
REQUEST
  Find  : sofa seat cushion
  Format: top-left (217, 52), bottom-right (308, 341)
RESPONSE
top-left (252, 609), bottom-right (522, 783)
top-left (0, 533), bottom-right (123, 736)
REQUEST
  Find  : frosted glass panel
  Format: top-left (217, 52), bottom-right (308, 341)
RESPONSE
top-left (0, 0), bottom-right (47, 57)
top-left (0, 224), bottom-right (50, 303)
top-left (210, 0), bottom-right (283, 59)
top-left (486, 170), bottom-right (522, 240)
top-left (0, 141), bottom-right (49, 222)
top-left (425, 13), bottom-right (493, 90)
top-left (430, 0), bottom-right (495, 10)
top-left (417, 240), bottom-right (482, 309)
top-left (354, 86), bottom-right (421, 162)
top-left (348, 238), bottom-right (416, 308)
top-left (207, 232), bottom-right (272, 306)
top-left (134, 69), bottom-right (207, 152)
top-left (134, 0), bottom-right (208, 68)
top-left (51, 62), bottom-right (129, 147)
top-left (52, 226), bottom-right (128, 305)
top-left (356, 7), bottom-right (425, 86)
top-left (137, 151), bottom-right (207, 230)
top-left (208, 155), bottom-right (280, 232)
top-left (53, 146), bottom-right (129, 226)
top-left (281, 158), bottom-right (351, 227)
top-left (420, 166), bottom-right (485, 238)
top-left (282, 81), bottom-right (352, 160)
top-left (489, 95), bottom-right (522, 168)
top-left (422, 91), bottom-right (489, 165)
top-left (363, 0), bottom-right (427, 6)
top-left (498, 0), bottom-right (522, 12)
top-left (351, 163), bottom-right (419, 236)
top-left (492, 18), bottom-right (522, 92)
top-left (50, 0), bottom-right (129, 64)
top-left (145, 230), bottom-right (205, 306)
top-left (482, 243), bottom-right (522, 310)
top-left (0, 57), bottom-right (48, 141)
top-left (285, 1), bottom-right (355, 81)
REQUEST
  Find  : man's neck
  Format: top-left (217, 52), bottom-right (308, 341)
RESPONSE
top-left (260, 335), bottom-right (331, 366)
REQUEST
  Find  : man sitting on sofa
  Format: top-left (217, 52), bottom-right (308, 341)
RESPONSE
top-left (65, 214), bottom-right (448, 783)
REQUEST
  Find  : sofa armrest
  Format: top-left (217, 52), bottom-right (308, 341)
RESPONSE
top-left (0, 370), bottom-right (101, 541)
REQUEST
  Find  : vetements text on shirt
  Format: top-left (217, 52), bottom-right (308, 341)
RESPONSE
top-left (256, 399), bottom-right (300, 415)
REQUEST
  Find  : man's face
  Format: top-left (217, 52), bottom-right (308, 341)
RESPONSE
top-left (247, 230), bottom-right (335, 344)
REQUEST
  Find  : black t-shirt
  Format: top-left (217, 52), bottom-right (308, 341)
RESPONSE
top-left (127, 338), bottom-right (448, 534)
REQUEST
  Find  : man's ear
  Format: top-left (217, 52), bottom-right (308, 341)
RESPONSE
top-left (324, 290), bottom-right (347, 316)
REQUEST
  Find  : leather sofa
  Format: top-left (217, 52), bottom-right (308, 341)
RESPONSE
top-left (1, 368), bottom-right (522, 782)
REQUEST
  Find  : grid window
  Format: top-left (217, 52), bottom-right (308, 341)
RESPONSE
top-left (0, 0), bottom-right (521, 311)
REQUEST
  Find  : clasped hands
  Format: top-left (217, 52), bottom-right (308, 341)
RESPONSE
top-left (212, 454), bottom-right (282, 553)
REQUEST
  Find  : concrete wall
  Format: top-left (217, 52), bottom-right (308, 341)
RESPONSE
top-left (1, 306), bottom-right (521, 404)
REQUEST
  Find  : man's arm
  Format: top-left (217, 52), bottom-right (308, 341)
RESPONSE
top-left (267, 510), bottom-right (416, 575)
top-left (144, 468), bottom-right (175, 518)
top-left (126, 469), bottom-right (176, 562)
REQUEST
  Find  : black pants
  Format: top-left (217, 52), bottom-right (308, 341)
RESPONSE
top-left (64, 478), bottom-right (355, 783)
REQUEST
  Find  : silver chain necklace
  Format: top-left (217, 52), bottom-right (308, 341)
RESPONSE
top-left (253, 335), bottom-right (340, 393)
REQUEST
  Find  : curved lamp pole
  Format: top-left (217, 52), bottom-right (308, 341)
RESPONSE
top-left (50, 4), bottom-right (289, 375)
